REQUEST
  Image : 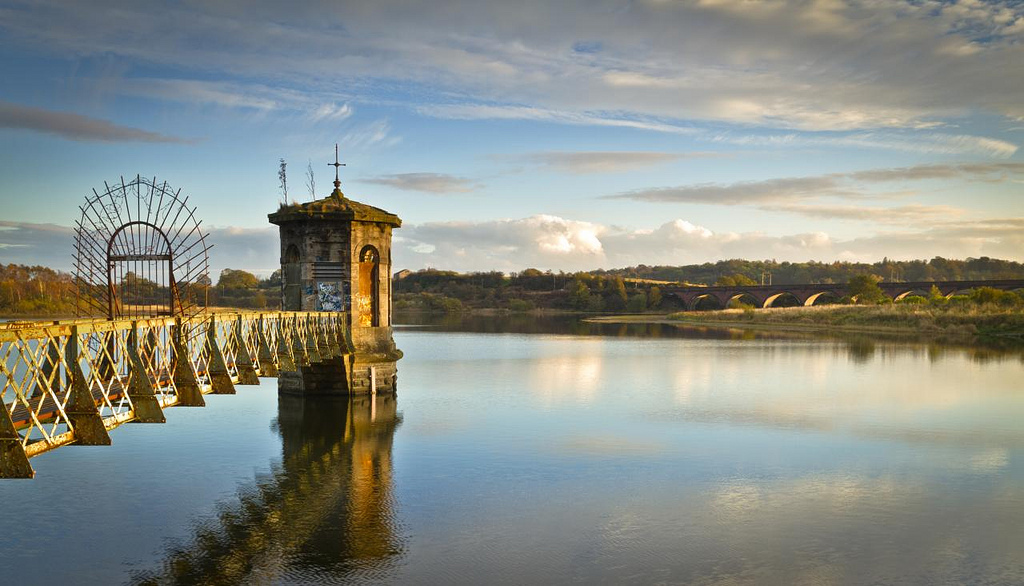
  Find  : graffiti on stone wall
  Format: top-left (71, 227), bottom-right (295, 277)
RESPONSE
top-left (303, 284), bottom-right (317, 312)
top-left (317, 282), bottom-right (344, 312)
top-left (356, 293), bottom-right (373, 326)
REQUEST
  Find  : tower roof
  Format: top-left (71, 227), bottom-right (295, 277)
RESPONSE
top-left (268, 187), bottom-right (401, 227)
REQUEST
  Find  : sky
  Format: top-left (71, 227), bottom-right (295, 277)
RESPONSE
top-left (0, 0), bottom-right (1022, 277)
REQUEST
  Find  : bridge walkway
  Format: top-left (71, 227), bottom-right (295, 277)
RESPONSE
top-left (0, 311), bottom-right (353, 478)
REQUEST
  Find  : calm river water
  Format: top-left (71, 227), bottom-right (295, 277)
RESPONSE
top-left (2, 316), bottom-right (1023, 585)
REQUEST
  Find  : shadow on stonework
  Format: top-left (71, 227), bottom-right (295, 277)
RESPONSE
top-left (130, 394), bottom-right (403, 585)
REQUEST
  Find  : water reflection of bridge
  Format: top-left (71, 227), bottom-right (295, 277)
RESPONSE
top-left (665, 279), bottom-right (1024, 310)
top-left (131, 394), bottom-right (402, 585)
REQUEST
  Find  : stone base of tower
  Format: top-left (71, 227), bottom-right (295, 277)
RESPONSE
top-left (278, 326), bottom-right (402, 397)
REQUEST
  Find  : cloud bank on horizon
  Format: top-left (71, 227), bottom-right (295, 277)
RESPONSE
top-left (0, 0), bottom-right (1021, 271)
top-left (4, 214), bottom-right (1022, 277)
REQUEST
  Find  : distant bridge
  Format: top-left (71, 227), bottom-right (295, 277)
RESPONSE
top-left (664, 279), bottom-right (1024, 310)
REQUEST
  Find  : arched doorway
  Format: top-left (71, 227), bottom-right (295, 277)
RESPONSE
top-left (358, 245), bottom-right (380, 326)
top-left (283, 244), bottom-right (301, 310)
top-left (106, 221), bottom-right (176, 319)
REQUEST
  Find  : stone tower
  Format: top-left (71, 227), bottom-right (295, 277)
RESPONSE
top-left (268, 152), bottom-right (402, 395)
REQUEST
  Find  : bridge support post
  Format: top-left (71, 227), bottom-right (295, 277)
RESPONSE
top-left (0, 404), bottom-right (33, 478)
top-left (305, 316), bottom-right (323, 363)
top-left (291, 316), bottom-right (310, 366)
top-left (276, 315), bottom-right (296, 371)
top-left (127, 322), bottom-right (166, 424)
top-left (336, 318), bottom-right (354, 386)
top-left (64, 326), bottom-right (111, 445)
top-left (324, 317), bottom-right (342, 359)
top-left (171, 319), bottom-right (205, 407)
top-left (256, 315), bottom-right (279, 376)
top-left (206, 316), bottom-right (236, 395)
top-left (234, 315), bottom-right (260, 386)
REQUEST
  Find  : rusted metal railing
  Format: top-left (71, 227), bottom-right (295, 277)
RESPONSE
top-left (0, 311), bottom-right (351, 478)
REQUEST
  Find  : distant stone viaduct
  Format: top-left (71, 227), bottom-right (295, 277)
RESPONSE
top-left (663, 279), bottom-right (1024, 311)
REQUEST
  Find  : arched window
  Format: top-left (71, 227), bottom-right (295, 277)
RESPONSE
top-left (358, 245), bottom-right (380, 326)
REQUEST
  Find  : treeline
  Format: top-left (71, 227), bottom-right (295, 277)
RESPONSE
top-left (394, 256), bottom-right (1024, 313)
top-left (394, 268), bottom-right (672, 313)
top-left (0, 264), bottom-right (281, 316)
top-left (594, 256), bottom-right (1024, 285)
top-left (0, 264), bottom-right (76, 315)
top-left (198, 268), bottom-right (282, 309)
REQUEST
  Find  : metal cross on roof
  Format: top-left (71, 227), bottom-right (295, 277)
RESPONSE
top-left (329, 143), bottom-right (346, 188)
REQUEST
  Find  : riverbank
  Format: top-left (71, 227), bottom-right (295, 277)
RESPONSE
top-left (587, 304), bottom-right (1024, 340)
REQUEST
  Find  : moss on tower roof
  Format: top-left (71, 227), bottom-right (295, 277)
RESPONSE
top-left (268, 188), bottom-right (401, 227)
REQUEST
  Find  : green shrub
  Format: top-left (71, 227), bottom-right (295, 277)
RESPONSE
top-left (848, 274), bottom-right (886, 304)
top-left (969, 287), bottom-right (1022, 307)
top-left (626, 292), bottom-right (648, 312)
top-left (508, 298), bottom-right (535, 312)
top-left (899, 295), bottom-right (927, 305)
top-left (728, 298), bottom-right (754, 310)
top-left (948, 294), bottom-right (971, 306)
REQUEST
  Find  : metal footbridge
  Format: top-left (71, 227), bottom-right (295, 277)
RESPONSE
top-left (0, 311), bottom-right (353, 478)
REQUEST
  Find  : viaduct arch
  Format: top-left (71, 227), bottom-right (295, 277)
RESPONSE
top-left (666, 279), bottom-right (1024, 310)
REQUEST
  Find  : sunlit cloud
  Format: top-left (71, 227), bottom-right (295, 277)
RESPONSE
top-left (608, 163), bottom-right (1024, 205)
top-left (362, 173), bottom-right (480, 194)
top-left (419, 104), bottom-right (700, 135)
top-left (508, 151), bottom-right (720, 174)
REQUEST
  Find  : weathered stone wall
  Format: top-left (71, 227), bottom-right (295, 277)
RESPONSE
top-left (278, 219), bottom-right (393, 328)
top-left (279, 221), bottom-right (352, 312)
top-left (350, 360), bottom-right (398, 395)
top-left (350, 221), bottom-right (393, 327)
top-left (278, 356), bottom-right (398, 396)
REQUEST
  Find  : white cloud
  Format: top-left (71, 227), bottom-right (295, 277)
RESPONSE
top-left (509, 151), bottom-right (719, 174)
top-left (310, 102), bottom-right (353, 122)
top-left (394, 213), bottom-right (1024, 272)
top-left (362, 173), bottom-right (480, 194)
top-left (710, 132), bottom-right (1019, 158)
top-left (418, 104), bottom-right (700, 135)
top-left (761, 203), bottom-right (964, 224)
top-left (609, 162), bottom-right (1024, 205)
top-left (339, 119), bottom-right (401, 149)
top-left (611, 176), bottom-right (850, 205)
top-left (4, 215), bottom-right (1023, 277)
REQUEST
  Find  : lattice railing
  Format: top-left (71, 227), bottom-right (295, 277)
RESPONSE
top-left (0, 311), bottom-right (350, 478)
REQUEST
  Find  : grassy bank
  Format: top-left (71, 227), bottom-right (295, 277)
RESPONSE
top-left (588, 303), bottom-right (1024, 340)
top-left (674, 304), bottom-right (1024, 338)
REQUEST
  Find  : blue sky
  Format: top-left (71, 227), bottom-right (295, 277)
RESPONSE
top-left (1, 0), bottom-right (1022, 276)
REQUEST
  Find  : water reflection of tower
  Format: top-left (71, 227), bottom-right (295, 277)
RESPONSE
top-left (133, 395), bottom-right (403, 585)
top-left (278, 394), bottom-right (404, 569)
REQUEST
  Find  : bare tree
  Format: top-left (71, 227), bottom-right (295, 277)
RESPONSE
top-left (305, 159), bottom-right (316, 200)
top-left (278, 158), bottom-right (288, 204)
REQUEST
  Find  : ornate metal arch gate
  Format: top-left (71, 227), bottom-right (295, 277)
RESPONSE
top-left (73, 175), bottom-right (210, 321)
